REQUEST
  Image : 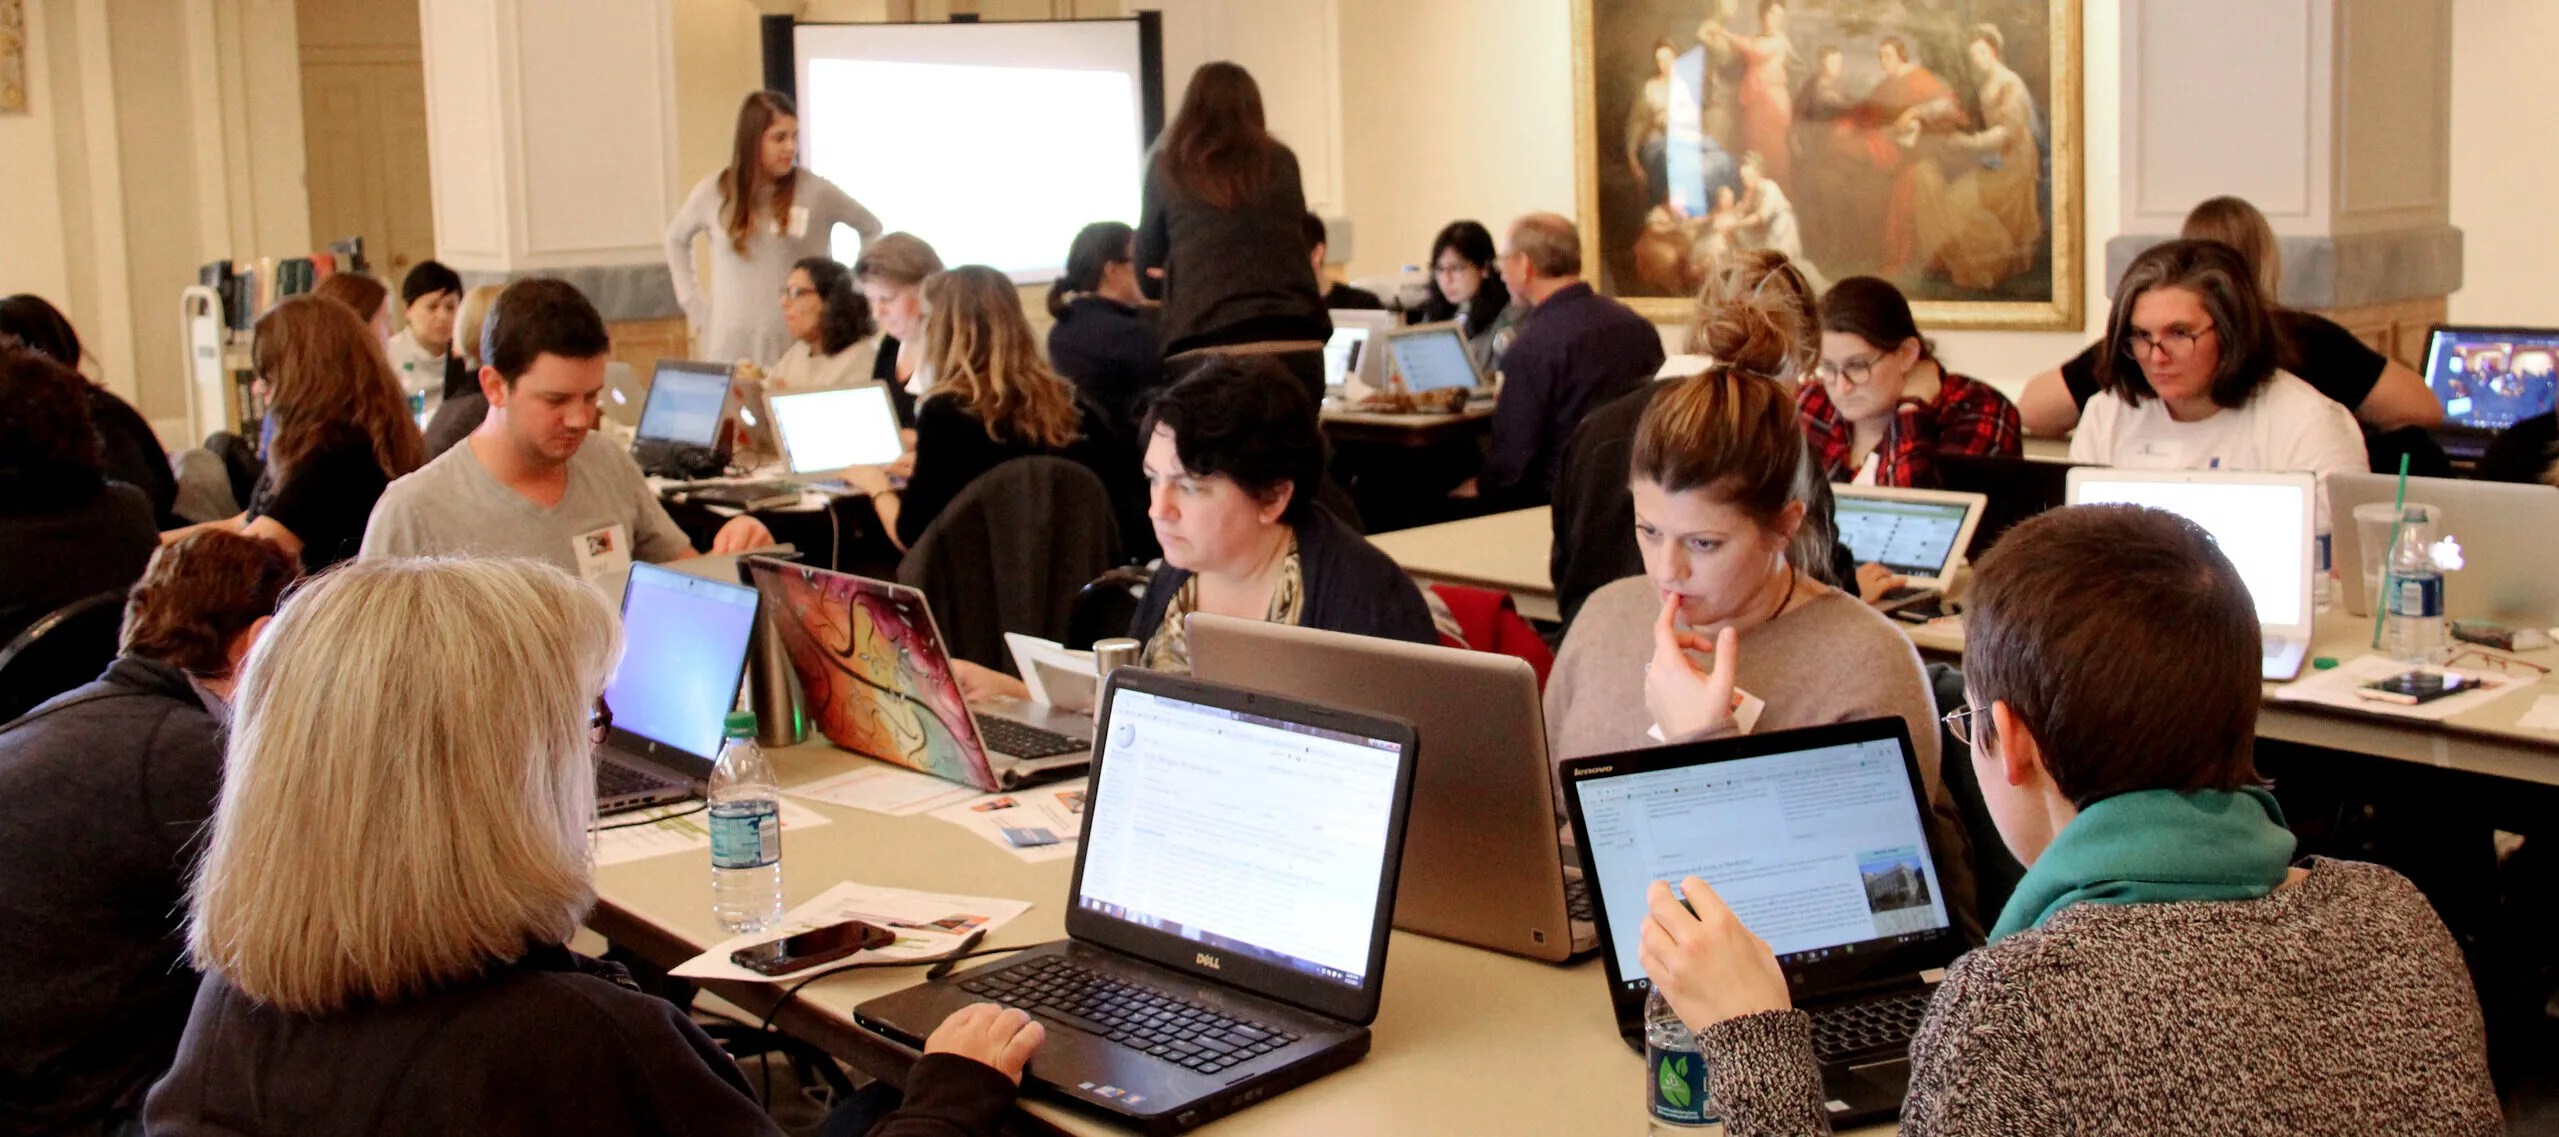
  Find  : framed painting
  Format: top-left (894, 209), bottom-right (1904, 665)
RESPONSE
top-left (1573, 0), bottom-right (2082, 330)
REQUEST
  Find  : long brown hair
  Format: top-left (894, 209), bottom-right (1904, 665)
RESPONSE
top-left (920, 266), bottom-right (1082, 450)
top-left (721, 91), bottom-right (800, 255)
top-left (1154, 62), bottom-right (1279, 210)
top-left (310, 272), bottom-right (388, 325)
top-left (253, 295), bottom-right (424, 482)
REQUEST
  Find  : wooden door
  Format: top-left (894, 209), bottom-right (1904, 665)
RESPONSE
top-left (298, 0), bottom-right (435, 281)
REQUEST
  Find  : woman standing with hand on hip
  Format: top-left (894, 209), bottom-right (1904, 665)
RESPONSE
top-left (667, 91), bottom-right (883, 369)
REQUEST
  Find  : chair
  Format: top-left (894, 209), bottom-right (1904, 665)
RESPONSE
top-left (1065, 565), bottom-right (1153, 651)
top-left (898, 457), bottom-right (1122, 674)
top-left (1427, 583), bottom-right (1556, 690)
top-left (0, 591), bottom-right (128, 724)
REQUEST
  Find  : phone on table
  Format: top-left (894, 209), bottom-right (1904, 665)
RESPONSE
top-left (730, 919), bottom-right (898, 976)
top-left (2354, 670), bottom-right (2479, 707)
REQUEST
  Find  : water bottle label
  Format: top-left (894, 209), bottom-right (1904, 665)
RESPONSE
top-left (2386, 573), bottom-right (2444, 619)
top-left (1647, 1043), bottom-right (1719, 1126)
top-left (709, 800), bottom-right (780, 869)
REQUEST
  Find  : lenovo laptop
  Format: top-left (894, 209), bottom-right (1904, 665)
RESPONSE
top-left (2326, 471), bottom-right (2559, 622)
top-left (2419, 324), bottom-right (2559, 461)
top-left (594, 562), bottom-right (762, 814)
top-left (856, 668), bottom-right (1420, 1134)
top-left (1562, 717), bottom-right (1966, 1128)
top-left (742, 557), bottom-right (1094, 792)
top-left (1188, 613), bottom-right (1594, 962)
top-left (2066, 468), bottom-right (2318, 681)
top-left (1830, 485), bottom-right (1988, 614)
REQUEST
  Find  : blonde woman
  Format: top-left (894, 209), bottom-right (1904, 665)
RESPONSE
top-left (839, 265), bottom-right (1123, 549)
top-left (145, 557), bottom-right (1042, 1136)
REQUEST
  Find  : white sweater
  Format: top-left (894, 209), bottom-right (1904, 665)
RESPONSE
top-left (2070, 368), bottom-right (2367, 526)
top-left (664, 168), bottom-right (882, 369)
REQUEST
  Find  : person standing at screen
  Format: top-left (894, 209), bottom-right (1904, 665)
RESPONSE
top-left (1136, 62), bottom-right (1330, 403)
top-left (667, 91), bottom-right (884, 370)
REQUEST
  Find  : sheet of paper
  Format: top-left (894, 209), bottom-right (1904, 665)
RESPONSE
top-left (2269, 654), bottom-right (2533, 722)
top-left (669, 880), bottom-right (1035, 983)
top-left (929, 780), bottom-right (1088, 864)
top-left (2517, 694), bottom-right (2559, 732)
top-left (591, 796), bottom-right (831, 867)
top-left (1005, 633), bottom-right (1099, 712)
top-left (786, 763), bottom-right (981, 816)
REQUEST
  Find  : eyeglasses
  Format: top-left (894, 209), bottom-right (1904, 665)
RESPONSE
top-left (2123, 323), bottom-right (2217, 362)
top-left (1942, 702), bottom-right (1988, 749)
top-left (782, 285), bottom-right (818, 302)
top-left (2448, 649), bottom-right (2550, 677)
top-left (590, 697), bottom-right (614, 743)
top-left (1433, 260), bottom-right (1477, 279)
top-left (1813, 355), bottom-right (1882, 385)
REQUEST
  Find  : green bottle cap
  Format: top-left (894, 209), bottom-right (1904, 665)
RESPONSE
top-left (723, 711), bottom-right (757, 737)
top-left (2311, 657), bottom-right (2338, 671)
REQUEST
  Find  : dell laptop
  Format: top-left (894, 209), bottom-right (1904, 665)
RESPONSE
top-left (856, 668), bottom-right (1420, 1134)
top-left (2419, 324), bottom-right (2559, 461)
top-left (1561, 717), bottom-right (1966, 1128)
top-left (1188, 613), bottom-right (1594, 962)
top-left (742, 557), bottom-right (1095, 792)
top-left (2065, 467), bottom-right (2318, 681)
top-left (1830, 485), bottom-right (1988, 615)
top-left (594, 562), bottom-right (762, 814)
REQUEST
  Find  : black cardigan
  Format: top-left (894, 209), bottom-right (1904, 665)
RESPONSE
top-left (1135, 147), bottom-right (1329, 355)
top-left (898, 394), bottom-right (1137, 550)
top-left (1128, 505), bottom-right (1437, 649)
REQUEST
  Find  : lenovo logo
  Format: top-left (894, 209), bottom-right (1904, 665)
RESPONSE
top-left (1195, 952), bottom-right (1222, 970)
top-left (1578, 766), bottom-right (1613, 775)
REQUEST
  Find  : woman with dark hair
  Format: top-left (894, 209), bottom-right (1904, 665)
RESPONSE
top-left (1136, 62), bottom-right (1330, 402)
top-left (768, 256), bottom-right (878, 392)
top-left (1046, 220), bottom-right (1164, 433)
top-left (1800, 276), bottom-right (2020, 487)
top-left (160, 295), bottom-right (426, 572)
top-left (0, 294), bottom-right (180, 527)
top-left (666, 91), bottom-right (883, 368)
top-left (0, 349), bottom-right (159, 645)
top-left (2068, 240), bottom-right (2365, 493)
top-left (1405, 220), bottom-right (1524, 375)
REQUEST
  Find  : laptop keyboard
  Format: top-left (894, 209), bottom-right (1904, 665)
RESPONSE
top-left (976, 716), bottom-right (1086, 760)
top-left (1808, 988), bottom-right (1932, 1062)
top-left (959, 955), bottom-right (1300, 1076)
top-left (596, 760), bottom-right (682, 802)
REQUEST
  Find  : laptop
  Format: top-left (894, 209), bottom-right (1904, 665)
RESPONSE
top-left (594, 562), bottom-right (763, 814)
top-left (1560, 717), bottom-right (1966, 1128)
top-left (2065, 467), bottom-right (2318, 681)
top-left (603, 361), bottom-right (647, 429)
top-left (1383, 320), bottom-right (1485, 394)
top-left (2419, 324), bottom-right (2559, 461)
top-left (855, 668), bottom-right (1420, 1135)
top-left (1932, 455), bottom-right (2085, 560)
top-left (769, 384), bottom-right (904, 479)
top-left (741, 557), bottom-right (1095, 792)
top-left (1187, 613), bottom-right (1594, 962)
top-left (632, 360), bottom-right (733, 479)
top-left (1324, 309), bottom-right (1395, 397)
top-left (1830, 485), bottom-right (1988, 614)
top-left (2326, 472), bottom-right (2559, 622)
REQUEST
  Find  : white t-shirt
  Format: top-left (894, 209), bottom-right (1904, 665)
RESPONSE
top-left (384, 327), bottom-right (449, 402)
top-left (2070, 368), bottom-right (2366, 525)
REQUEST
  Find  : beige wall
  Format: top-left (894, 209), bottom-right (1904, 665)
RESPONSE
top-left (2449, 0), bottom-right (2556, 325)
top-left (0, 0), bottom-right (76, 312)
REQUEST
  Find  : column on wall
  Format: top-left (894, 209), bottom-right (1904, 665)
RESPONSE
top-left (2111, 0), bottom-right (2459, 365)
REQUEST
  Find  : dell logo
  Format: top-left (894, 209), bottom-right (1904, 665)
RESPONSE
top-left (1195, 952), bottom-right (1222, 970)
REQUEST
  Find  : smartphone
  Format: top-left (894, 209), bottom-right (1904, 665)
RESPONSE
top-left (730, 919), bottom-right (897, 976)
top-left (2354, 670), bottom-right (2478, 707)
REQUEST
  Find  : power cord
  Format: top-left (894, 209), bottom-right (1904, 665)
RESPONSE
top-left (753, 929), bottom-right (1028, 1107)
top-left (591, 798), bottom-right (708, 832)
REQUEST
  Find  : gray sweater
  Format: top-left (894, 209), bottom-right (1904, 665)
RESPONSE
top-left (665, 168), bottom-right (882, 368)
top-left (1547, 576), bottom-right (1976, 932)
top-left (1700, 858), bottom-right (2502, 1136)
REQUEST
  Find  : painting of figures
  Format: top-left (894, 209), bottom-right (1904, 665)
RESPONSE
top-left (1577, 0), bottom-right (2081, 329)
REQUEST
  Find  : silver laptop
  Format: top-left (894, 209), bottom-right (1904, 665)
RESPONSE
top-left (2066, 468), bottom-right (2318, 680)
top-left (1324, 309), bottom-right (1396, 395)
top-left (1188, 613), bottom-right (1595, 962)
top-left (1382, 320), bottom-right (1486, 394)
top-left (768, 384), bottom-right (904, 483)
top-left (603, 361), bottom-right (647, 429)
top-left (1830, 485), bottom-right (1989, 614)
top-left (594, 562), bottom-right (761, 814)
top-left (2327, 472), bottom-right (2559, 622)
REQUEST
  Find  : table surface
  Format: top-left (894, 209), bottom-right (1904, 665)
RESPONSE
top-left (590, 741), bottom-right (1893, 1136)
top-left (1368, 507), bottom-right (1556, 620)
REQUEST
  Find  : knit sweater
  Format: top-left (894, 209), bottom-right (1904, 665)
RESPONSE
top-left (1699, 858), bottom-right (2501, 1136)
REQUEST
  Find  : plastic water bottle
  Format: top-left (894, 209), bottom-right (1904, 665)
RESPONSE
top-left (708, 711), bottom-right (783, 934)
top-left (1644, 984), bottom-right (1724, 1134)
top-left (2381, 522), bottom-right (2447, 665)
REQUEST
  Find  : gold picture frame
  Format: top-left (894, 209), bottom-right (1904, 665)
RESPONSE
top-left (1573, 0), bottom-right (2082, 330)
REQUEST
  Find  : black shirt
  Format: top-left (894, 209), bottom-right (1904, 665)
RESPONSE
top-left (0, 480), bottom-right (157, 646)
top-left (1484, 283), bottom-right (1665, 506)
top-left (423, 391), bottom-right (486, 460)
top-left (1047, 296), bottom-right (1167, 435)
top-left (1127, 505), bottom-right (1437, 649)
top-left (0, 656), bottom-right (223, 1132)
top-left (2059, 309), bottom-right (2387, 411)
top-left (2477, 411), bottom-right (2558, 485)
top-left (898, 395), bottom-right (1129, 549)
top-left (88, 385), bottom-right (180, 528)
top-left (1323, 282), bottom-right (1386, 311)
top-left (1136, 147), bottom-right (1330, 355)
top-left (248, 423), bottom-right (391, 572)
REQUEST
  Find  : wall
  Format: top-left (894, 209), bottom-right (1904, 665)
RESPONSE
top-left (2448, 0), bottom-right (2558, 325)
top-left (0, 0), bottom-right (72, 308)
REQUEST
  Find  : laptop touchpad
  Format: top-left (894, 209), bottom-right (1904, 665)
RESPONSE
top-left (1848, 1058), bottom-right (1910, 1104)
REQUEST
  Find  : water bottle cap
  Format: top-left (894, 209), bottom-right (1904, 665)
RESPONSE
top-left (723, 711), bottom-right (757, 737)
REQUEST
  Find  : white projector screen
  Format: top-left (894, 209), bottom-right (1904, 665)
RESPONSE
top-left (794, 21), bottom-right (1153, 283)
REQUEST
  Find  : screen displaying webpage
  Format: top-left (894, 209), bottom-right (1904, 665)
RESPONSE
top-left (1078, 689), bottom-right (1403, 987)
top-left (1575, 738), bottom-right (1950, 982)
top-left (2069, 478), bottom-right (2306, 628)
top-left (774, 385), bottom-right (903, 472)
top-left (639, 369), bottom-right (728, 447)
top-left (609, 565), bottom-right (759, 758)
top-left (1832, 495), bottom-right (1971, 578)
top-left (1389, 329), bottom-right (1478, 391)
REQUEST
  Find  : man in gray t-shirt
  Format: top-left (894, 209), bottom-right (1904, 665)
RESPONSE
top-left (360, 278), bottom-right (768, 577)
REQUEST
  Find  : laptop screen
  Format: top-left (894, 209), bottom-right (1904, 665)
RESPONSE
top-left (1076, 686), bottom-right (1406, 989)
top-left (1387, 327), bottom-right (1478, 392)
top-left (2067, 474), bottom-right (2309, 630)
top-left (637, 365), bottom-right (730, 447)
top-left (771, 385), bottom-right (904, 472)
top-left (2424, 327), bottom-right (2559, 432)
top-left (608, 563), bottom-right (760, 760)
top-left (1322, 327), bottom-right (1369, 390)
top-left (1832, 493), bottom-right (1973, 578)
top-left (1572, 731), bottom-right (1951, 984)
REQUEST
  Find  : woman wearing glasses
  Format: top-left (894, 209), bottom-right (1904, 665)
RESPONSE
top-left (2067, 239), bottom-right (2365, 487)
top-left (1798, 276), bottom-right (2020, 487)
top-left (766, 256), bottom-right (879, 393)
top-left (1405, 220), bottom-right (1525, 377)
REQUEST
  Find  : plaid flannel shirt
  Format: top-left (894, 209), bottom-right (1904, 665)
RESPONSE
top-left (1798, 370), bottom-right (2022, 487)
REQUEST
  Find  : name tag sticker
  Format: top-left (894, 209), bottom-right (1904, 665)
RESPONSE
top-left (785, 206), bottom-right (811, 238)
top-left (573, 523), bottom-right (633, 583)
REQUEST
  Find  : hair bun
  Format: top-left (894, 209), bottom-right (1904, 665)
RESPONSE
top-left (1684, 249), bottom-right (1815, 382)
